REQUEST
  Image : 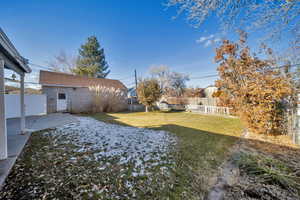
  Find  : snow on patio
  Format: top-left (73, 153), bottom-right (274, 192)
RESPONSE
top-left (44, 116), bottom-right (177, 175)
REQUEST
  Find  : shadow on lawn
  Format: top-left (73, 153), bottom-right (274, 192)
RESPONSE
top-left (91, 112), bottom-right (300, 198)
top-left (91, 112), bottom-right (300, 153)
top-left (91, 112), bottom-right (241, 160)
top-left (1, 112), bottom-right (299, 200)
top-left (90, 112), bottom-right (242, 197)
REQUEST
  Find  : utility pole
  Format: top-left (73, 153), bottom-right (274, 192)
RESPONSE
top-left (134, 69), bottom-right (138, 98)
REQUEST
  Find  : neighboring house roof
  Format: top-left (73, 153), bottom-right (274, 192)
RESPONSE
top-left (127, 87), bottom-right (137, 97)
top-left (0, 28), bottom-right (31, 73)
top-left (163, 97), bottom-right (188, 105)
top-left (5, 85), bottom-right (41, 94)
top-left (39, 70), bottom-right (127, 90)
top-left (205, 85), bottom-right (217, 89)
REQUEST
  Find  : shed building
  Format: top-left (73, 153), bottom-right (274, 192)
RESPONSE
top-left (39, 70), bottom-right (127, 113)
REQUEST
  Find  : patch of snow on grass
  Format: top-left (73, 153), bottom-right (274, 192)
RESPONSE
top-left (47, 117), bottom-right (176, 174)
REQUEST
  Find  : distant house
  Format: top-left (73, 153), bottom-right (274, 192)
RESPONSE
top-left (204, 85), bottom-right (218, 98)
top-left (127, 87), bottom-right (139, 104)
top-left (39, 71), bottom-right (127, 113)
top-left (127, 87), bottom-right (137, 98)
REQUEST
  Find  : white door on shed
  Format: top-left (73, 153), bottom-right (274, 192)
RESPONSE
top-left (57, 93), bottom-right (67, 111)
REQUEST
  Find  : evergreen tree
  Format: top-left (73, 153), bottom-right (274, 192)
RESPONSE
top-left (73, 36), bottom-right (110, 78)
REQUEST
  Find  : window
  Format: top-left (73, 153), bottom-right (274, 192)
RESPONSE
top-left (58, 93), bottom-right (66, 100)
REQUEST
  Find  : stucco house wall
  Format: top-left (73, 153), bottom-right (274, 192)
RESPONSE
top-left (68, 87), bottom-right (93, 113)
top-left (42, 86), bottom-right (94, 114)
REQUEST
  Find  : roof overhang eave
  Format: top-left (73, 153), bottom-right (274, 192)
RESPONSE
top-left (0, 28), bottom-right (31, 73)
top-left (40, 84), bottom-right (87, 88)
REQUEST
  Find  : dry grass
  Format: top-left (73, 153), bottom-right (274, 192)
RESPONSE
top-left (224, 130), bottom-right (300, 199)
top-left (91, 111), bottom-right (243, 199)
top-left (245, 132), bottom-right (299, 150)
top-left (225, 151), bottom-right (300, 200)
top-left (89, 86), bottom-right (127, 113)
top-left (235, 153), bottom-right (300, 192)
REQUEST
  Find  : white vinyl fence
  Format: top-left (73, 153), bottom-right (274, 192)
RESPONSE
top-left (128, 104), bottom-right (145, 112)
top-left (186, 105), bottom-right (230, 116)
top-left (287, 94), bottom-right (300, 145)
top-left (5, 94), bottom-right (47, 119)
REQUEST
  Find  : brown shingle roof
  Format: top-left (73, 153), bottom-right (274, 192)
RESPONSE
top-left (39, 70), bottom-right (127, 90)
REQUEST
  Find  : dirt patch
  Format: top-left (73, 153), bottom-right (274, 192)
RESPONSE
top-left (207, 131), bottom-right (300, 200)
top-left (206, 130), bottom-right (246, 200)
top-left (224, 150), bottom-right (300, 200)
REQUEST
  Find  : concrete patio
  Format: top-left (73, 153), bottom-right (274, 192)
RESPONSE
top-left (0, 113), bottom-right (77, 188)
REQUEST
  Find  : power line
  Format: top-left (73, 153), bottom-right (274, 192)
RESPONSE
top-left (108, 73), bottom-right (130, 76)
top-left (190, 74), bottom-right (219, 79)
top-left (4, 77), bottom-right (19, 83)
top-left (19, 61), bottom-right (300, 83)
top-left (187, 71), bottom-right (219, 76)
top-left (124, 82), bottom-right (136, 85)
top-left (28, 62), bottom-right (53, 71)
top-left (28, 63), bottom-right (134, 81)
top-left (28, 62), bottom-right (135, 80)
top-left (24, 81), bottom-right (40, 85)
top-left (119, 76), bottom-right (134, 81)
top-left (189, 63), bottom-right (300, 80)
top-left (5, 76), bottom-right (135, 86)
top-left (124, 85), bottom-right (135, 88)
top-left (5, 77), bottom-right (40, 85)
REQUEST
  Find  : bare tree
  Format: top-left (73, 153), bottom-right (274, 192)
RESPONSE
top-left (168, 72), bottom-right (190, 97)
top-left (167, 0), bottom-right (300, 42)
top-left (48, 50), bottom-right (77, 73)
top-left (149, 65), bottom-right (171, 92)
top-left (149, 65), bottom-right (189, 96)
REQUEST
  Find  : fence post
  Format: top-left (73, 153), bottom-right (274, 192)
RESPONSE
top-left (295, 94), bottom-right (300, 145)
top-left (296, 115), bottom-right (300, 145)
top-left (0, 59), bottom-right (7, 160)
top-left (226, 107), bottom-right (229, 115)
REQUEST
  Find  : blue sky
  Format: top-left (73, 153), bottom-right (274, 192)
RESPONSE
top-left (2, 0), bottom-right (229, 88)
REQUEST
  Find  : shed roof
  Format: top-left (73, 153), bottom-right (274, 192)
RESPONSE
top-left (39, 70), bottom-right (127, 90)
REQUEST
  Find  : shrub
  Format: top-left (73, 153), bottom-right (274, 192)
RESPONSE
top-left (215, 32), bottom-right (293, 135)
top-left (89, 86), bottom-right (127, 113)
top-left (137, 79), bottom-right (162, 112)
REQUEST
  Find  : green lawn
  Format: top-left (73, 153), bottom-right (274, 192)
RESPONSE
top-left (1, 112), bottom-right (243, 200)
top-left (91, 111), bottom-right (243, 199)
